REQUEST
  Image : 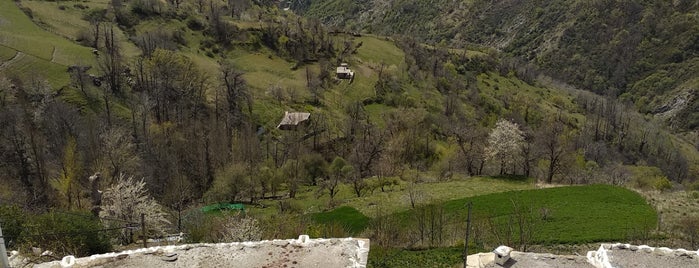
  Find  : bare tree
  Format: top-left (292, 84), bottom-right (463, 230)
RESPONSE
top-left (220, 61), bottom-right (251, 138)
top-left (404, 177), bottom-right (426, 209)
top-left (100, 127), bottom-right (140, 181)
top-left (98, 24), bottom-right (124, 96)
top-left (537, 119), bottom-right (572, 183)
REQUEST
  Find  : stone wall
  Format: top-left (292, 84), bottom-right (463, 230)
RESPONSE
top-left (587, 243), bottom-right (699, 268)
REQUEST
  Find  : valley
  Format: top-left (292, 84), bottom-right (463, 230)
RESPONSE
top-left (0, 0), bottom-right (698, 267)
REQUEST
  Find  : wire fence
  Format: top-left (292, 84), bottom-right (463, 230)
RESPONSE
top-left (0, 226), bottom-right (130, 240)
top-left (0, 196), bottom-right (138, 225)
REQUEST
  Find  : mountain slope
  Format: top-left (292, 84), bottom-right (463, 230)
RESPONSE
top-left (0, 0), bottom-right (98, 87)
top-left (295, 0), bottom-right (699, 130)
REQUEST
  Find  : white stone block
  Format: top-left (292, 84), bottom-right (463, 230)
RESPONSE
top-left (493, 246), bottom-right (512, 266)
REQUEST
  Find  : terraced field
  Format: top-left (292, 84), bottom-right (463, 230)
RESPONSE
top-left (0, 0), bottom-right (95, 87)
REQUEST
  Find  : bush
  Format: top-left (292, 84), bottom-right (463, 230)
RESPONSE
top-left (688, 181), bottom-right (699, 192)
top-left (115, 8), bottom-right (139, 28)
top-left (75, 29), bottom-right (94, 46)
top-left (217, 216), bottom-right (262, 242)
top-left (629, 167), bottom-right (663, 190)
top-left (23, 211), bottom-right (111, 257)
top-left (632, 175), bottom-right (673, 191)
top-left (187, 17), bottom-right (205, 31)
top-left (654, 176), bottom-right (672, 191)
top-left (182, 209), bottom-right (215, 243)
top-left (183, 209), bottom-right (261, 243)
top-left (0, 205), bottom-right (27, 248)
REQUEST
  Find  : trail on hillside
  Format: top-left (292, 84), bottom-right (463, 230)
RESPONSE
top-left (51, 46), bottom-right (56, 63)
top-left (0, 51), bottom-right (24, 71)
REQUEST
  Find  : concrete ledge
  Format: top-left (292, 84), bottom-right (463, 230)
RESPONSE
top-left (35, 235), bottom-right (370, 268)
top-left (588, 243), bottom-right (699, 268)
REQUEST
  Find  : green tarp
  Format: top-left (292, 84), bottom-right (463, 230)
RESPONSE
top-left (201, 203), bottom-right (245, 213)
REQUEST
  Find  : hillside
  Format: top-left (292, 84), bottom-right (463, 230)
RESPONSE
top-left (295, 0), bottom-right (699, 130)
top-left (0, 0), bottom-right (97, 87)
top-left (1, 0), bottom-right (699, 266)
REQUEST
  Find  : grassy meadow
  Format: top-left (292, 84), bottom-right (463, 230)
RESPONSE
top-left (383, 184), bottom-right (657, 244)
top-left (309, 184), bottom-right (655, 244)
top-left (0, 0), bottom-right (96, 87)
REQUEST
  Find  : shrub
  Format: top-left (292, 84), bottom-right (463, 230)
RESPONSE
top-left (654, 176), bottom-right (672, 191)
top-left (0, 205), bottom-right (26, 248)
top-left (182, 209), bottom-right (215, 243)
top-left (23, 211), bottom-right (111, 257)
top-left (114, 8), bottom-right (139, 28)
top-left (217, 216), bottom-right (262, 242)
top-left (183, 209), bottom-right (262, 243)
top-left (75, 29), bottom-right (93, 47)
top-left (187, 17), bottom-right (205, 31)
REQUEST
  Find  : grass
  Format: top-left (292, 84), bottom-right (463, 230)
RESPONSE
top-left (0, 0), bottom-right (94, 64)
top-left (355, 36), bottom-right (405, 68)
top-left (0, 45), bottom-right (16, 61)
top-left (476, 71), bottom-right (586, 127)
top-left (1, 52), bottom-right (70, 88)
top-left (642, 189), bottom-right (699, 234)
top-left (21, 0), bottom-right (93, 39)
top-left (230, 51), bottom-right (304, 89)
top-left (0, 0), bottom-right (96, 87)
top-left (21, 0), bottom-right (140, 59)
top-left (368, 246), bottom-right (473, 268)
top-left (350, 176), bottom-right (535, 217)
top-left (251, 176), bottom-right (535, 220)
top-left (310, 206), bottom-right (370, 235)
top-left (430, 184), bottom-right (657, 244)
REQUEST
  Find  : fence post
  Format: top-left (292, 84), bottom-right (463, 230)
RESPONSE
top-left (463, 202), bottom-right (472, 268)
top-left (141, 213), bottom-right (147, 249)
top-left (0, 222), bottom-right (10, 268)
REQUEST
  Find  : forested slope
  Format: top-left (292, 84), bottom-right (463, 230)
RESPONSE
top-left (0, 0), bottom-right (697, 261)
top-left (295, 0), bottom-right (699, 130)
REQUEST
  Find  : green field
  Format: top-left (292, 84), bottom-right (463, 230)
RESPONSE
top-left (312, 184), bottom-right (657, 267)
top-left (355, 35), bottom-right (405, 69)
top-left (311, 184), bottom-right (656, 245)
top-left (310, 206), bottom-right (369, 235)
top-left (251, 176), bottom-right (536, 219)
top-left (0, 45), bottom-right (16, 61)
top-left (431, 184), bottom-right (656, 244)
top-left (1, 51), bottom-right (71, 87)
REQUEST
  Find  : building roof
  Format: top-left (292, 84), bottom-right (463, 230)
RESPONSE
top-left (277, 111), bottom-right (311, 130)
top-left (336, 66), bottom-right (352, 74)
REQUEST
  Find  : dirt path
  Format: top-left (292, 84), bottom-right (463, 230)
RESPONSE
top-left (50, 46), bottom-right (56, 63)
top-left (0, 51), bottom-right (24, 70)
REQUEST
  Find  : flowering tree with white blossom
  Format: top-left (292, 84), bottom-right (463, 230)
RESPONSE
top-left (100, 174), bottom-right (171, 245)
top-left (485, 119), bottom-right (525, 175)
